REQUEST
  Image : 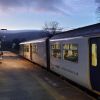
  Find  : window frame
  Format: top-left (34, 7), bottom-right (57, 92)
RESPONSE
top-left (32, 44), bottom-right (38, 53)
top-left (51, 42), bottom-right (61, 59)
top-left (24, 45), bottom-right (29, 52)
top-left (91, 43), bottom-right (97, 67)
top-left (62, 43), bottom-right (78, 63)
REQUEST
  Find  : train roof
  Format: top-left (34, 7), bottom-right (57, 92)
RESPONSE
top-left (20, 37), bottom-right (48, 44)
top-left (50, 23), bottom-right (100, 39)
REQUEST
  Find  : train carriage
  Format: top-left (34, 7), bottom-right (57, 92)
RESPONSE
top-left (50, 37), bottom-right (91, 89)
top-left (49, 23), bottom-right (100, 94)
top-left (20, 38), bottom-right (50, 69)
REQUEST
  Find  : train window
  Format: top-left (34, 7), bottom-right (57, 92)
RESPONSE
top-left (51, 43), bottom-right (61, 59)
top-left (92, 44), bottom-right (97, 66)
top-left (63, 44), bottom-right (78, 62)
top-left (32, 44), bottom-right (38, 53)
top-left (24, 46), bottom-right (26, 52)
top-left (24, 45), bottom-right (29, 52)
top-left (26, 46), bottom-right (29, 52)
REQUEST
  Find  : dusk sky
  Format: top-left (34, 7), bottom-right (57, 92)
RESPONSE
top-left (0, 0), bottom-right (99, 30)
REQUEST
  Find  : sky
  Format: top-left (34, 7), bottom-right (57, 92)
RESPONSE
top-left (0, 0), bottom-right (99, 30)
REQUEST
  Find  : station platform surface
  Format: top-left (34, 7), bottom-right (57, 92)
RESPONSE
top-left (0, 51), bottom-right (95, 100)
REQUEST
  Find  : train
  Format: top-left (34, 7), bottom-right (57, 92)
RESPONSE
top-left (19, 23), bottom-right (100, 95)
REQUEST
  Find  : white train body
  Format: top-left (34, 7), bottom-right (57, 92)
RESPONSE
top-left (20, 38), bottom-right (49, 68)
top-left (50, 37), bottom-right (91, 89)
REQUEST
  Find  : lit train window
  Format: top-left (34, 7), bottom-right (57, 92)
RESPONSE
top-left (51, 43), bottom-right (61, 59)
top-left (32, 44), bottom-right (38, 53)
top-left (26, 47), bottom-right (29, 52)
top-left (25, 45), bottom-right (29, 52)
top-left (63, 44), bottom-right (78, 62)
top-left (92, 44), bottom-right (97, 67)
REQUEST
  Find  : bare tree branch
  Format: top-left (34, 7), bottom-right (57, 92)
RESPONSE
top-left (43, 21), bottom-right (63, 34)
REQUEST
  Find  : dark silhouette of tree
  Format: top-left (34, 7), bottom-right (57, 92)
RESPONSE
top-left (43, 21), bottom-right (63, 34)
top-left (12, 38), bottom-right (20, 50)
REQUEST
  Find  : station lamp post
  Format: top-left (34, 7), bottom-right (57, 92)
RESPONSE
top-left (0, 29), bottom-right (7, 60)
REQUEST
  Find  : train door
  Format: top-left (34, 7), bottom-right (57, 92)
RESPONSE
top-left (90, 37), bottom-right (100, 91)
top-left (30, 44), bottom-right (32, 61)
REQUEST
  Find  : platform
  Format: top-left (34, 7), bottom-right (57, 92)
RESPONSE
top-left (0, 51), bottom-right (95, 100)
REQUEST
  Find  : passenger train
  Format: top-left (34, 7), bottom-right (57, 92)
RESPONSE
top-left (20, 23), bottom-right (100, 95)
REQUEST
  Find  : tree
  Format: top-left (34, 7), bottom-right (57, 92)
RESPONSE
top-left (12, 38), bottom-right (20, 50)
top-left (43, 21), bottom-right (63, 34)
